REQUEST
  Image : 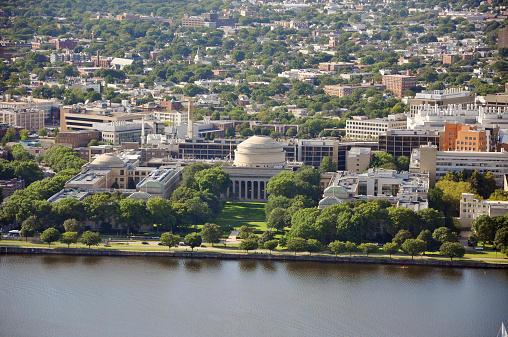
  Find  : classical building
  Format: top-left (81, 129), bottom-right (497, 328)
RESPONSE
top-left (222, 136), bottom-right (292, 201)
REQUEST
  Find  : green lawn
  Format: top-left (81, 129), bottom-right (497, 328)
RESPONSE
top-left (213, 202), bottom-right (268, 234)
top-left (218, 202), bottom-right (266, 221)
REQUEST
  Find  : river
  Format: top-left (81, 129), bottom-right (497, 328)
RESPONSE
top-left (0, 255), bottom-right (507, 337)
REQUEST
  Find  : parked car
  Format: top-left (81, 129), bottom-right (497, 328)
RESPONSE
top-left (141, 242), bottom-right (149, 245)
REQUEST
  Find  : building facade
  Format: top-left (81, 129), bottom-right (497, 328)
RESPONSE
top-left (345, 114), bottom-right (407, 140)
top-left (382, 74), bottom-right (417, 98)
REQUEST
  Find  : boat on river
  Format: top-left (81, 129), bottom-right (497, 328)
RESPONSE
top-left (497, 322), bottom-right (507, 337)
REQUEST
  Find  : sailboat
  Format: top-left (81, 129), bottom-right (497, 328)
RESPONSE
top-left (497, 322), bottom-right (508, 337)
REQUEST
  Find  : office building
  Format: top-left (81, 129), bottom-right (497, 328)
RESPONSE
top-left (324, 83), bottom-right (385, 97)
top-left (345, 114), bottom-right (407, 140)
top-left (378, 130), bottom-right (440, 159)
top-left (57, 130), bottom-right (101, 149)
top-left (409, 89), bottom-right (474, 117)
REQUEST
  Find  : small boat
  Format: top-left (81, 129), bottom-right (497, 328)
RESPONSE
top-left (401, 266), bottom-right (408, 269)
top-left (497, 322), bottom-right (507, 337)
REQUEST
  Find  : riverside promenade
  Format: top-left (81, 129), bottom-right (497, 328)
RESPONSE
top-left (2, 246), bottom-right (508, 269)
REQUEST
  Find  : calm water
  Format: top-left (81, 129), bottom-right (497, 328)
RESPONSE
top-left (0, 255), bottom-right (507, 337)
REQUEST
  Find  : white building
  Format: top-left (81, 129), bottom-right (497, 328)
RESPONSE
top-left (318, 169), bottom-right (429, 211)
top-left (154, 110), bottom-right (188, 126)
top-left (345, 114), bottom-right (407, 139)
top-left (459, 193), bottom-right (508, 228)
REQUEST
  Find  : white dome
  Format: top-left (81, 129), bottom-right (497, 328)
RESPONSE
top-left (90, 153), bottom-right (126, 168)
top-left (234, 135), bottom-right (285, 168)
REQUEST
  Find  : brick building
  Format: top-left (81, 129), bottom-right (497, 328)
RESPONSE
top-left (57, 130), bottom-right (101, 149)
top-left (498, 26), bottom-right (508, 49)
top-left (382, 73), bottom-right (417, 98)
top-left (324, 83), bottom-right (385, 97)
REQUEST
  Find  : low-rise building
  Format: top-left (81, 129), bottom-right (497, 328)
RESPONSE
top-left (57, 130), bottom-right (101, 149)
top-left (0, 109), bottom-right (44, 131)
top-left (0, 178), bottom-right (25, 198)
top-left (459, 193), bottom-right (508, 228)
top-left (409, 89), bottom-right (474, 117)
top-left (318, 169), bottom-right (429, 211)
top-left (382, 73), bottom-right (417, 98)
top-left (324, 83), bottom-right (385, 97)
top-left (378, 130), bottom-right (440, 160)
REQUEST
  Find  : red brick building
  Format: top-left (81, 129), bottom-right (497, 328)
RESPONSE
top-left (382, 73), bottom-right (417, 98)
top-left (57, 130), bottom-right (101, 149)
top-left (53, 39), bottom-right (78, 50)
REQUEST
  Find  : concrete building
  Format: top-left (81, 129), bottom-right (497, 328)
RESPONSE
top-left (323, 83), bottom-right (385, 97)
top-left (409, 89), bottom-right (474, 117)
top-left (459, 193), bottom-right (508, 228)
top-left (0, 109), bottom-right (44, 131)
top-left (345, 114), bottom-right (407, 140)
top-left (0, 97), bottom-right (60, 121)
top-left (346, 147), bottom-right (371, 173)
top-left (407, 104), bottom-right (479, 130)
top-left (60, 104), bottom-right (143, 131)
top-left (93, 121), bottom-right (153, 145)
top-left (57, 130), bottom-right (101, 149)
top-left (382, 74), bottom-right (417, 98)
top-left (75, 145), bottom-right (115, 161)
top-left (154, 110), bottom-right (188, 125)
top-left (410, 144), bottom-right (508, 187)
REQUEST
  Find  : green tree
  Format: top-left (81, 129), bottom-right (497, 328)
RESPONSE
top-left (20, 129), bottom-right (29, 141)
top-left (392, 229), bottom-right (412, 245)
top-left (388, 207), bottom-right (420, 236)
top-left (238, 225), bottom-right (254, 239)
top-left (494, 227), bottom-right (508, 251)
top-left (396, 156), bottom-right (410, 171)
top-left (264, 239), bottom-right (278, 253)
top-left (184, 232), bottom-right (202, 252)
top-left (40, 227), bottom-right (60, 247)
top-left (266, 207), bottom-right (289, 231)
top-left (289, 208), bottom-right (319, 240)
top-left (329, 240), bottom-right (346, 255)
top-left (160, 232), bottom-right (181, 251)
top-left (401, 239), bottom-right (426, 259)
top-left (439, 242), bottom-right (465, 261)
top-left (20, 216), bottom-right (39, 242)
top-left (287, 237), bottom-right (307, 255)
top-left (63, 218), bottom-right (81, 233)
top-left (200, 223), bottom-right (223, 246)
top-left (318, 156), bottom-right (337, 172)
top-left (345, 241), bottom-right (357, 257)
top-left (146, 197), bottom-right (175, 232)
top-left (117, 198), bottom-right (148, 234)
top-left (194, 167), bottom-right (230, 195)
top-left (432, 227), bottom-right (458, 244)
top-left (417, 229), bottom-right (440, 251)
top-left (383, 242), bottom-right (399, 258)
top-left (266, 171), bottom-right (295, 198)
top-left (359, 243), bottom-right (379, 257)
top-left (81, 230), bottom-right (101, 248)
top-left (38, 128), bottom-right (48, 137)
top-left (60, 231), bottom-right (78, 248)
top-left (306, 239), bottom-right (322, 256)
top-left (239, 238), bottom-right (259, 253)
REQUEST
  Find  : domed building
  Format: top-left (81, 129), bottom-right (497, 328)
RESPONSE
top-left (89, 153), bottom-right (128, 169)
top-left (233, 135), bottom-right (286, 168)
top-left (223, 135), bottom-right (297, 201)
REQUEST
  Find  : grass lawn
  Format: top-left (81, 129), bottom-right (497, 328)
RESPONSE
top-left (218, 202), bottom-right (266, 221)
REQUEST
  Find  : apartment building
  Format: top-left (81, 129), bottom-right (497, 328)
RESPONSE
top-left (154, 110), bottom-right (188, 126)
top-left (382, 73), bottom-right (417, 98)
top-left (324, 83), bottom-right (385, 97)
top-left (345, 114), bottom-right (407, 140)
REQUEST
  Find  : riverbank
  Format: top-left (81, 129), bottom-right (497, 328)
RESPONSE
top-left (2, 245), bottom-right (507, 269)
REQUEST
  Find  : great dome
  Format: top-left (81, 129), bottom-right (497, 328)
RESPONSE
top-left (90, 153), bottom-right (126, 168)
top-left (233, 135), bottom-right (285, 168)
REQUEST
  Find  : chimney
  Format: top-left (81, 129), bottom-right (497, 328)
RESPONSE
top-left (187, 100), bottom-right (194, 139)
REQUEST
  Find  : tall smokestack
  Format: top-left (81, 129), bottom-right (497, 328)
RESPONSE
top-left (141, 117), bottom-right (145, 145)
top-left (187, 99), bottom-right (194, 139)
